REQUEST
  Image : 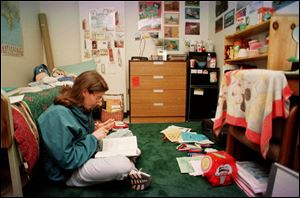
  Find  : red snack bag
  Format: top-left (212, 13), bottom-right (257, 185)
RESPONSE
top-left (201, 151), bottom-right (237, 186)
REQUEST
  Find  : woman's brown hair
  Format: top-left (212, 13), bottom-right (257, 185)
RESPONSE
top-left (54, 70), bottom-right (108, 107)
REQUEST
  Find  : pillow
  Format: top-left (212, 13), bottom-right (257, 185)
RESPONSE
top-left (57, 60), bottom-right (97, 76)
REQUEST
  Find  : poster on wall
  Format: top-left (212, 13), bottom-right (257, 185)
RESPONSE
top-left (138, 1), bottom-right (162, 31)
top-left (164, 13), bottom-right (179, 25)
top-left (185, 7), bottom-right (200, 20)
top-left (164, 1), bottom-right (180, 12)
top-left (224, 9), bottom-right (235, 29)
top-left (1, 1), bottom-right (24, 57)
top-left (215, 16), bottom-right (223, 33)
top-left (164, 26), bottom-right (179, 38)
top-left (215, 1), bottom-right (228, 17)
top-left (164, 39), bottom-right (179, 51)
top-left (185, 22), bottom-right (200, 35)
top-left (89, 8), bottom-right (116, 31)
top-left (236, 7), bottom-right (247, 31)
top-left (185, 1), bottom-right (199, 7)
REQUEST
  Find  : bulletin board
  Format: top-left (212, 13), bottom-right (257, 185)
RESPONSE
top-left (79, 1), bottom-right (127, 111)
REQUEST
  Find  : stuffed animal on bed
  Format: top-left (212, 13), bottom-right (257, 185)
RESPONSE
top-left (33, 64), bottom-right (51, 81)
top-left (52, 67), bottom-right (77, 81)
top-left (52, 68), bottom-right (66, 78)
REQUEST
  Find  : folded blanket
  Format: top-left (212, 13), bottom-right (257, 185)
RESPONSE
top-left (213, 69), bottom-right (292, 158)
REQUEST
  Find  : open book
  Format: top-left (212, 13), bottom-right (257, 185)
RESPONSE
top-left (95, 136), bottom-right (138, 158)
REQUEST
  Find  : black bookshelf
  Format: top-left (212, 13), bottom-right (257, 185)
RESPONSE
top-left (186, 52), bottom-right (220, 121)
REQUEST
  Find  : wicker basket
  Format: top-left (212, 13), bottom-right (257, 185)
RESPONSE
top-left (100, 94), bottom-right (124, 122)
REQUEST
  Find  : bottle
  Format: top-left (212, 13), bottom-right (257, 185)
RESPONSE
top-left (229, 47), bottom-right (234, 59)
top-left (207, 39), bottom-right (214, 52)
top-left (207, 53), bottom-right (211, 68)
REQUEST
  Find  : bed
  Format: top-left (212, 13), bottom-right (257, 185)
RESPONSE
top-left (1, 87), bottom-right (246, 197)
top-left (1, 87), bottom-right (61, 197)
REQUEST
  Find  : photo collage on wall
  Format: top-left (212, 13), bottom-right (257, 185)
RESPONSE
top-left (82, 8), bottom-right (125, 74)
top-left (184, 1), bottom-right (200, 36)
top-left (163, 1), bottom-right (180, 51)
top-left (215, 1), bottom-right (227, 33)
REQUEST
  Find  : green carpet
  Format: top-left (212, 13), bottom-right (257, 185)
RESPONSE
top-left (23, 122), bottom-right (247, 197)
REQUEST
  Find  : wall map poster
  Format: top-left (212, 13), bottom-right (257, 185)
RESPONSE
top-left (1, 1), bottom-right (24, 56)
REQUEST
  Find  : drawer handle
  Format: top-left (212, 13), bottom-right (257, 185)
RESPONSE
top-left (153, 102), bottom-right (164, 106)
top-left (153, 75), bottom-right (164, 79)
top-left (153, 89), bottom-right (164, 93)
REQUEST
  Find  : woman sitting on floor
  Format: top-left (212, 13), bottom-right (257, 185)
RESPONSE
top-left (38, 70), bottom-right (152, 191)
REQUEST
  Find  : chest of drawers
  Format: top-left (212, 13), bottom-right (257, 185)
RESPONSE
top-left (129, 61), bottom-right (187, 123)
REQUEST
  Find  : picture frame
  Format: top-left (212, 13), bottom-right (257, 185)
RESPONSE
top-left (164, 26), bottom-right (179, 38)
top-left (164, 39), bottom-right (179, 51)
top-left (185, 22), bottom-right (200, 35)
top-left (164, 13), bottom-right (179, 25)
top-left (164, 1), bottom-right (180, 12)
top-left (185, 8), bottom-right (200, 20)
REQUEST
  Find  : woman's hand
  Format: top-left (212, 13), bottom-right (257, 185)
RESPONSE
top-left (95, 119), bottom-right (115, 131)
top-left (92, 127), bottom-right (109, 140)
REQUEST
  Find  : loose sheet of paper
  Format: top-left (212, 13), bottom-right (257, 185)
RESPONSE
top-left (176, 156), bottom-right (204, 173)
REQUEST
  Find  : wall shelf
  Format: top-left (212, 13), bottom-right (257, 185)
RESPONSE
top-left (225, 53), bottom-right (268, 63)
top-left (224, 15), bottom-right (298, 70)
top-left (225, 21), bottom-right (270, 40)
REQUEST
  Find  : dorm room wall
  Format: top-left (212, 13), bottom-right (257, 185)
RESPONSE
top-left (3, 1), bottom-right (298, 110)
top-left (1, 1), bottom-right (211, 111)
top-left (39, 1), bottom-right (211, 112)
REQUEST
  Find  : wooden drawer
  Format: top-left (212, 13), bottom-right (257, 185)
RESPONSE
top-left (131, 102), bottom-right (185, 116)
top-left (130, 116), bottom-right (186, 123)
top-left (130, 61), bottom-right (186, 76)
top-left (130, 90), bottom-right (186, 104)
top-left (130, 75), bottom-right (186, 90)
top-left (130, 90), bottom-right (186, 116)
